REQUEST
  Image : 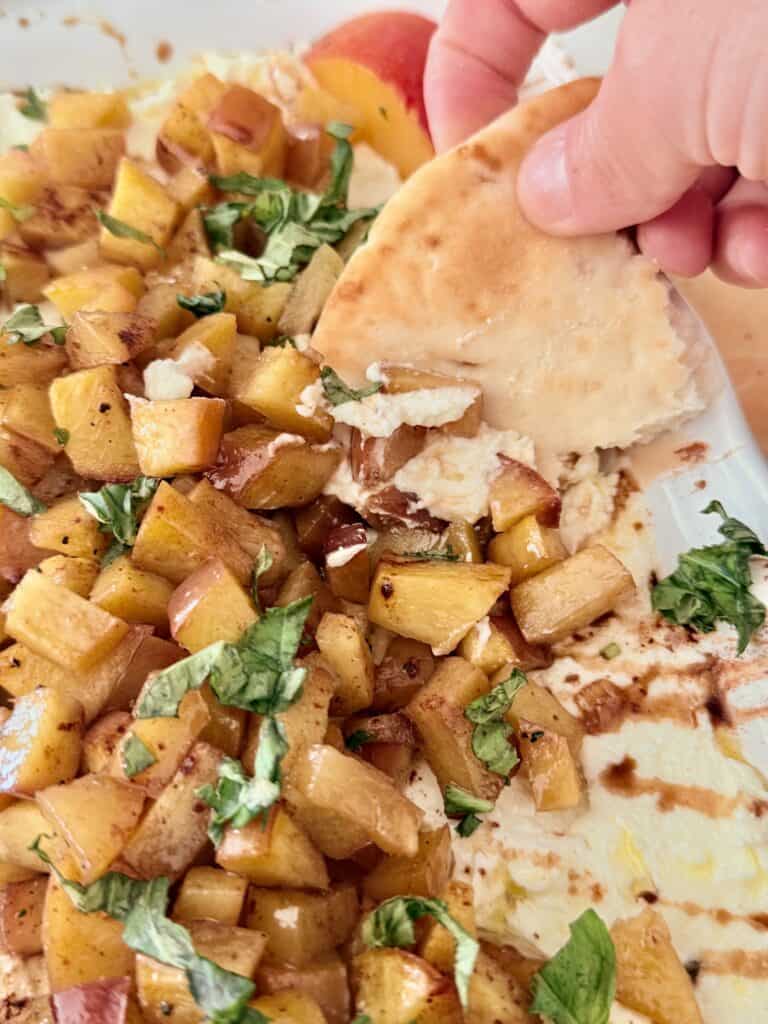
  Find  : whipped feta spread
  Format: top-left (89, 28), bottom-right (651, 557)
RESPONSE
top-left (394, 423), bottom-right (536, 524)
top-left (406, 600), bottom-right (768, 1024)
top-left (331, 386), bottom-right (479, 438)
top-left (295, 379), bottom-right (326, 419)
top-left (143, 342), bottom-right (216, 401)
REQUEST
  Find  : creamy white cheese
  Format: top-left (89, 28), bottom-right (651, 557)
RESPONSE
top-left (393, 423), bottom-right (536, 524)
top-left (560, 470), bottom-right (620, 553)
top-left (142, 342), bottom-right (215, 401)
top-left (295, 379), bottom-right (327, 419)
top-left (331, 386), bottom-right (478, 438)
top-left (326, 542), bottom-right (367, 569)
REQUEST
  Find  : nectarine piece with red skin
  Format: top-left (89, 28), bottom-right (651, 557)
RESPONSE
top-left (305, 12), bottom-right (436, 177)
top-left (52, 977), bottom-right (131, 1024)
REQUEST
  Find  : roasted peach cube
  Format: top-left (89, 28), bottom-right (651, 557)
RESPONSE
top-left (66, 311), bottom-right (155, 369)
top-left (29, 495), bottom-right (109, 559)
top-left (207, 425), bottom-right (341, 509)
top-left (208, 85), bottom-right (286, 177)
top-left (1, 384), bottom-right (59, 454)
top-left (90, 555), bottom-right (174, 631)
top-left (363, 825), bottom-right (452, 902)
top-left (510, 545), bottom-right (635, 645)
top-left (44, 265), bottom-right (144, 319)
top-left (156, 102), bottom-right (215, 173)
top-left (0, 242), bottom-right (50, 302)
top-left (49, 364), bottom-right (140, 481)
top-left (458, 613), bottom-right (552, 676)
top-left (369, 556), bottom-right (511, 656)
top-left (132, 481), bottom-right (252, 585)
top-left (49, 90), bottom-right (131, 129)
top-left (99, 158), bottom-right (181, 270)
top-left (5, 570), bottom-right (128, 672)
top-left (488, 514), bottom-right (568, 584)
top-left (489, 458), bottom-right (561, 532)
top-left (517, 720), bottom-right (582, 812)
top-left (289, 744), bottom-right (422, 857)
top-left (131, 397), bottom-right (226, 477)
top-left (237, 344), bottom-right (333, 442)
top-left (324, 522), bottom-right (370, 603)
top-left (278, 244), bottom-right (344, 337)
top-left (245, 884), bottom-right (358, 967)
top-left (171, 313), bottom-right (237, 397)
top-left (17, 185), bottom-right (98, 252)
top-left (216, 805), bottom-right (329, 890)
top-left (405, 657), bottom-right (504, 802)
top-left (32, 128), bottom-right (125, 189)
top-left (0, 688), bottom-right (82, 796)
top-left (168, 557), bottom-right (257, 652)
top-left (611, 908), bottom-right (704, 1024)
top-left (37, 555), bottom-right (100, 597)
top-left (172, 866), bottom-right (248, 926)
top-left (37, 774), bottom-right (145, 884)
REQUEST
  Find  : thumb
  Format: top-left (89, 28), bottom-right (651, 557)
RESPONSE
top-left (517, 66), bottom-right (700, 235)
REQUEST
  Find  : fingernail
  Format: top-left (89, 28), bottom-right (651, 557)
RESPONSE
top-left (517, 123), bottom-right (575, 231)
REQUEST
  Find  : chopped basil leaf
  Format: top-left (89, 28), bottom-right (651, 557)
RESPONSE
top-left (198, 720), bottom-right (286, 846)
top-left (404, 546), bottom-right (459, 562)
top-left (444, 784), bottom-right (494, 838)
top-left (599, 642), bottom-right (621, 660)
top-left (52, 427), bottom-right (69, 446)
top-left (137, 597), bottom-right (312, 719)
top-left (18, 88), bottom-right (47, 121)
top-left (210, 598), bottom-right (312, 714)
top-left (2, 305), bottom-right (64, 346)
top-left (362, 896), bottom-right (479, 1008)
top-left (0, 197), bottom-right (35, 222)
top-left (135, 642), bottom-right (231, 719)
top-left (96, 211), bottom-right (164, 254)
top-left (345, 729), bottom-right (373, 752)
top-left (12, 144), bottom-right (29, 152)
top-left (206, 124), bottom-right (378, 284)
top-left (456, 813), bottom-right (483, 837)
top-left (79, 476), bottom-right (159, 562)
top-left (121, 734), bottom-right (156, 778)
top-left (0, 467), bottom-right (46, 517)
top-left (652, 501), bottom-right (767, 654)
top-left (30, 835), bottom-right (169, 919)
top-left (465, 670), bottom-right (527, 778)
top-left (251, 546), bottom-right (273, 614)
top-left (31, 836), bottom-right (265, 1024)
top-left (177, 290), bottom-right (226, 318)
top-left (0, 264), bottom-right (5, 283)
top-left (351, 1018), bottom-right (373, 1024)
top-left (263, 335), bottom-right (296, 349)
top-left (530, 909), bottom-right (616, 1024)
top-left (320, 366), bottom-right (382, 406)
top-left (202, 202), bottom-right (248, 250)
top-left (444, 784), bottom-right (493, 816)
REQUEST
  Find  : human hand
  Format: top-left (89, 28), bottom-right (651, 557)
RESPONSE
top-left (425, 0), bottom-right (768, 286)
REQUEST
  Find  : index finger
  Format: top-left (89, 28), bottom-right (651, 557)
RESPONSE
top-left (425, 0), bottom-right (620, 151)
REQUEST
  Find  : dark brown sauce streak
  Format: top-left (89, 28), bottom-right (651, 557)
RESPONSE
top-left (574, 661), bottom-right (724, 735)
top-left (599, 756), bottom-right (746, 818)
top-left (701, 950), bottom-right (768, 979)
top-left (662, 899), bottom-right (768, 933)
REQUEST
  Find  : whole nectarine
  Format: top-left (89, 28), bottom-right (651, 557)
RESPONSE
top-left (305, 11), bottom-right (436, 177)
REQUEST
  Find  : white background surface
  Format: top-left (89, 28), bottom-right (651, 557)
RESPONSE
top-left (0, 0), bottom-right (621, 88)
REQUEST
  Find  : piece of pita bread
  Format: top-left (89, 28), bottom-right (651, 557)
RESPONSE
top-left (312, 79), bottom-right (706, 461)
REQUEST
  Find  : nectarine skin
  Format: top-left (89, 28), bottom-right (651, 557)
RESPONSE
top-left (306, 12), bottom-right (437, 177)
